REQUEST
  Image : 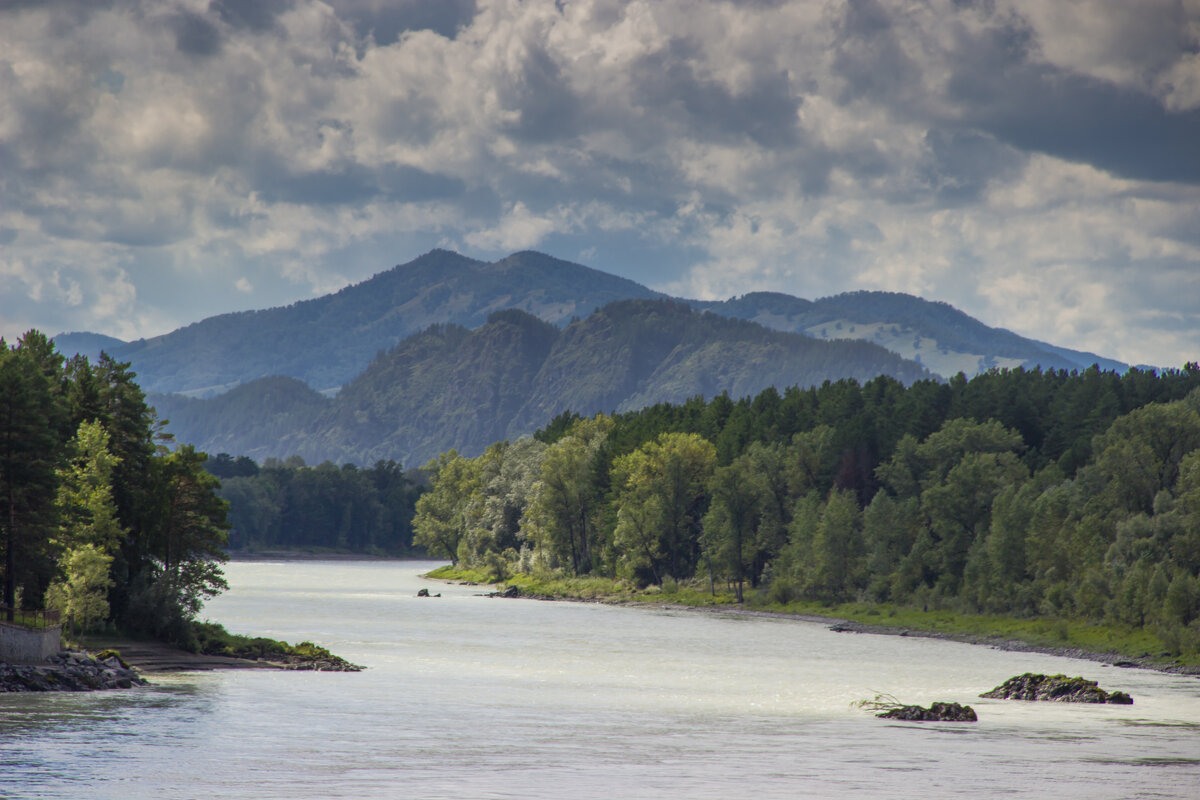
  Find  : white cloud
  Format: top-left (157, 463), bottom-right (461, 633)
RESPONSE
top-left (465, 202), bottom-right (569, 252)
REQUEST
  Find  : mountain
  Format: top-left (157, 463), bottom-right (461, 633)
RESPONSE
top-left (84, 250), bottom-right (1125, 398)
top-left (154, 300), bottom-right (930, 466)
top-left (111, 250), bottom-right (665, 396)
top-left (693, 291), bottom-right (1127, 377)
top-left (51, 331), bottom-right (127, 364)
top-left (150, 376), bottom-right (329, 462)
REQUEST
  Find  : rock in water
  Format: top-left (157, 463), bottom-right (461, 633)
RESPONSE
top-left (980, 673), bottom-right (1133, 704)
top-left (878, 702), bottom-right (978, 722)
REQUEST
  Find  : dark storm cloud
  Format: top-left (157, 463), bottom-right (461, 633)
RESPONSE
top-left (327, 0), bottom-right (478, 45)
top-left (833, 1), bottom-right (1200, 185)
top-left (919, 128), bottom-right (1022, 206)
top-left (254, 157), bottom-right (466, 207)
top-left (951, 66), bottom-right (1200, 185)
top-left (173, 11), bottom-right (222, 57)
top-left (497, 44), bottom-right (582, 144)
top-left (632, 41), bottom-right (802, 149)
top-left (210, 0), bottom-right (295, 34)
top-left (832, 0), bottom-right (924, 108)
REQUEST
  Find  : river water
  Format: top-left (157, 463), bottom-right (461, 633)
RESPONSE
top-left (3, 560), bottom-right (1199, 799)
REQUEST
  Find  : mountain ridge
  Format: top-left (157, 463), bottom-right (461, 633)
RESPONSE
top-left (53, 249), bottom-right (1129, 399)
top-left (151, 300), bottom-right (931, 466)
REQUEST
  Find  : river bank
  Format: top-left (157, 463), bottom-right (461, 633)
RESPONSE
top-left (0, 651), bottom-right (148, 692)
top-left (660, 604), bottom-right (1200, 677)
top-left (428, 567), bottom-right (1200, 677)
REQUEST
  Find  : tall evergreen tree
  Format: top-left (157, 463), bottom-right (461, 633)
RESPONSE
top-left (0, 336), bottom-right (66, 618)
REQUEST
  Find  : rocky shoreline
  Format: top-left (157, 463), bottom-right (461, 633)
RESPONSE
top-left (1, 651), bottom-right (148, 693)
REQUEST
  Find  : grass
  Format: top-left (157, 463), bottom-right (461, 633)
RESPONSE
top-left (188, 620), bottom-right (340, 663)
top-left (427, 565), bottom-right (1198, 669)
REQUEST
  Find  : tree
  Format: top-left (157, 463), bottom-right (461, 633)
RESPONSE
top-left (55, 420), bottom-right (125, 554)
top-left (703, 454), bottom-right (765, 601)
top-left (612, 432), bottom-right (716, 584)
top-left (472, 438), bottom-right (546, 566)
top-left (126, 445), bottom-right (230, 639)
top-left (412, 450), bottom-right (480, 564)
top-left (810, 489), bottom-right (866, 601)
top-left (920, 450), bottom-right (1028, 594)
top-left (92, 352), bottom-right (161, 623)
top-left (524, 416), bottom-right (612, 574)
top-left (46, 544), bottom-right (113, 636)
top-left (0, 336), bottom-right (65, 618)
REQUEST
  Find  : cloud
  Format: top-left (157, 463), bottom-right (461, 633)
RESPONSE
top-left (0, 0), bottom-right (1197, 368)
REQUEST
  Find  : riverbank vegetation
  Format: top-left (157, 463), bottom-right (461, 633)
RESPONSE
top-left (417, 365), bottom-right (1200, 664)
top-left (0, 331), bottom-right (229, 647)
top-left (0, 332), bottom-right (357, 670)
top-left (188, 621), bottom-right (361, 669)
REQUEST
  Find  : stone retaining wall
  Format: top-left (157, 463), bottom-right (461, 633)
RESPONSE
top-left (0, 621), bottom-right (62, 663)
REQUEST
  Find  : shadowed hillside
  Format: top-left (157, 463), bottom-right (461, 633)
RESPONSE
top-left (157, 300), bottom-right (929, 466)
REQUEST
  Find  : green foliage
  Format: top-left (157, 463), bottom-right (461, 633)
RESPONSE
top-left (217, 457), bottom-right (418, 553)
top-left (413, 451), bottom-right (481, 564)
top-left (0, 332), bottom-right (235, 643)
top-left (524, 415), bottom-right (613, 575)
top-left (55, 420), bottom-right (125, 554)
top-left (0, 333), bottom-right (69, 617)
top-left (415, 365), bottom-right (1200, 661)
top-left (612, 432), bottom-right (716, 584)
top-left (189, 620), bottom-right (339, 662)
top-left (46, 544), bottom-right (113, 635)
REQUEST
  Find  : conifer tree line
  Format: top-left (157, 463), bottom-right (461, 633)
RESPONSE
top-left (415, 364), bottom-right (1200, 655)
top-left (0, 332), bottom-right (228, 641)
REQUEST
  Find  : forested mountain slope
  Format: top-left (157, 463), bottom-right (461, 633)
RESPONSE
top-left (156, 300), bottom-right (929, 466)
top-left (150, 376), bottom-right (329, 463)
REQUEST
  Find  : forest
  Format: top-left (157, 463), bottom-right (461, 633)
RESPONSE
top-left (209, 454), bottom-right (422, 554)
top-left (414, 364), bottom-right (1200, 656)
top-left (0, 331), bottom-right (228, 643)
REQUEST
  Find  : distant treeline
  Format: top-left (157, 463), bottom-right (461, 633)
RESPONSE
top-left (413, 365), bottom-right (1200, 655)
top-left (206, 455), bottom-right (423, 555)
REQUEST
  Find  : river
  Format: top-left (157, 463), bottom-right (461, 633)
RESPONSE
top-left (3, 560), bottom-right (1199, 799)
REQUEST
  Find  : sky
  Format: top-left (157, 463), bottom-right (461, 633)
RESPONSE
top-left (1, 0), bottom-right (1198, 368)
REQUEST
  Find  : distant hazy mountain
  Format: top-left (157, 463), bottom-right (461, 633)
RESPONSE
top-left (88, 249), bottom-right (1128, 399)
top-left (51, 332), bottom-right (127, 364)
top-left (692, 291), bottom-right (1126, 377)
top-left (153, 300), bottom-right (930, 466)
top-left (111, 249), bottom-right (664, 396)
top-left (78, 249), bottom-right (1127, 400)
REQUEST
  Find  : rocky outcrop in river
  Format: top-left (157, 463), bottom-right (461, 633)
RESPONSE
top-left (877, 701), bottom-right (978, 722)
top-left (981, 673), bottom-right (1133, 704)
top-left (1, 651), bottom-right (148, 692)
top-left (272, 653), bottom-right (363, 671)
